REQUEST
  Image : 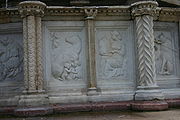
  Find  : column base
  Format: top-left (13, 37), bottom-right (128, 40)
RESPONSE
top-left (87, 87), bottom-right (100, 96)
top-left (135, 86), bottom-right (164, 100)
top-left (18, 90), bottom-right (49, 107)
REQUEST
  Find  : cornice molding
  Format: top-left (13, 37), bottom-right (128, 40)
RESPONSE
top-left (45, 6), bottom-right (130, 16)
top-left (158, 7), bottom-right (180, 21)
top-left (0, 6), bottom-right (179, 21)
top-left (0, 9), bottom-right (19, 17)
top-left (159, 7), bottom-right (180, 16)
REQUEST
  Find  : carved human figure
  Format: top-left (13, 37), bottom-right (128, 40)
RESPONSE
top-left (0, 36), bottom-right (23, 81)
top-left (155, 33), bottom-right (173, 75)
top-left (99, 31), bottom-right (126, 78)
top-left (51, 34), bottom-right (82, 81)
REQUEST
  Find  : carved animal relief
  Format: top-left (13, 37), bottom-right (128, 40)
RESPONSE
top-left (50, 32), bottom-right (82, 81)
top-left (0, 35), bottom-right (23, 81)
top-left (98, 31), bottom-right (127, 79)
top-left (154, 32), bottom-right (174, 76)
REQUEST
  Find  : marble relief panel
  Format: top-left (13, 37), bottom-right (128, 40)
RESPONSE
top-left (154, 32), bottom-right (174, 76)
top-left (154, 22), bottom-right (180, 88)
top-left (43, 21), bottom-right (86, 94)
top-left (154, 22), bottom-right (179, 78)
top-left (97, 30), bottom-right (127, 79)
top-left (0, 23), bottom-right (23, 98)
top-left (0, 34), bottom-right (23, 82)
top-left (95, 21), bottom-right (135, 91)
top-left (50, 32), bottom-right (82, 81)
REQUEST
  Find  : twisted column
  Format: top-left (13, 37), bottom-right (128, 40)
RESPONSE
top-left (84, 9), bottom-right (99, 95)
top-left (135, 14), bottom-right (156, 87)
top-left (19, 1), bottom-right (46, 93)
top-left (131, 1), bottom-right (164, 100)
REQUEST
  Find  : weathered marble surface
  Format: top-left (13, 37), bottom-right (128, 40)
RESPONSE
top-left (0, 0), bottom-right (179, 107)
top-left (154, 22), bottom-right (180, 89)
top-left (0, 34), bottom-right (23, 82)
top-left (95, 21), bottom-right (135, 92)
top-left (0, 23), bottom-right (23, 99)
top-left (43, 21), bottom-right (180, 103)
top-left (43, 21), bottom-right (87, 96)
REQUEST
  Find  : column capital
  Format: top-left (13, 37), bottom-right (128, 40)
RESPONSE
top-left (19, 1), bottom-right (46, 18)
top-left (84, 8), bottom-right (98, 20)
top-left (131, 1), bottom-right (159, 17)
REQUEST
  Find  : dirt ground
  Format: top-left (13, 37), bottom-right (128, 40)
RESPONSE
top-left (0, 109), bottom-right (180, 120)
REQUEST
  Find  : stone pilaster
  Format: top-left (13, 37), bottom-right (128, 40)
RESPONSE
top-left (131, 1), bottom-right (164, 100)
top-left (84, 9), bottom-right (99, 95)
top-left (18, 1), bottom-right (48, 106)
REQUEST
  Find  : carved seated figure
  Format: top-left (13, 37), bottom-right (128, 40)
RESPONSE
top-left (155, 33), bottom-right (173, 75)
top-left (99, 31), bottom-right (126, 78)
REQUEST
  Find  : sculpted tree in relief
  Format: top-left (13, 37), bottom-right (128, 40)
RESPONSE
top-left (51, 33), bottom-right (82, 81)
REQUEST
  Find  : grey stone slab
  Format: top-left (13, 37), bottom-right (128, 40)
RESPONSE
top-left (43, 21), bottom-right (87, 96)
top-left (154, 22), bottom-right (180, 89)
top-left (0, 23), bottom-right (23, 100)
top-left (95, 21), bottom-right (136, 92)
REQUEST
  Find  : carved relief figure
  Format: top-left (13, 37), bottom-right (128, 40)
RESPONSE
top-left (0, 36), bottom-right (23, 81)
top-left (99, 31), bottom-right (127, 78)
top-left (154, 33), bottom-right (173, 75)
top-left (51, 33), bottom-right (82, 81)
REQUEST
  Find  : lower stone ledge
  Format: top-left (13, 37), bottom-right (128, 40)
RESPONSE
top-left (0, 106), bottom-right (16, 115)
top-left (0, 99), bottom-right (180, 117)
top-left (131, 101), bottom-right (168, 111)
top-left (14, 107), bottom-right (53, 117)
top-left (53, 102), bottom-right (131, 113)
top-left (166, 98), bottom-right (180, 108)
top-left (53, 103), bottom-right (92, 113)
top-left (91, 102), bottom-right (131, 111)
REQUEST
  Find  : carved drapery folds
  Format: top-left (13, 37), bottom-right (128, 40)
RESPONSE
top-left (84, 8), bottom-right (99, 95)
top-left (19, 1), bottom-right (46, 93)
top-left (131, 1), bottom-right (164, 100)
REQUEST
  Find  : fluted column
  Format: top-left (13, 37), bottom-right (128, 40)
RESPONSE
top-left (84, 9), bottom-right (99, 95)
top-left (18, 1), bottom-right (48, 106)
top-left (131, 1), bottom-right (164, 100)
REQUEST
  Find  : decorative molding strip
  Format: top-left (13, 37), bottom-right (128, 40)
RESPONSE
top-left (160, 8), bottom-right (180, 16)
top-left (45, 7), bottom-right (84, 16)
top-left (160, 7), bottom-right (180, 17)
top-left (0, 9), bottom-right (19, 16)
top-left (45, 6), bottom-right (130, 16)
top-left (158, 7), bottom-right (180, 21)
top-left (0, 6), bottom-right (179, 21)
